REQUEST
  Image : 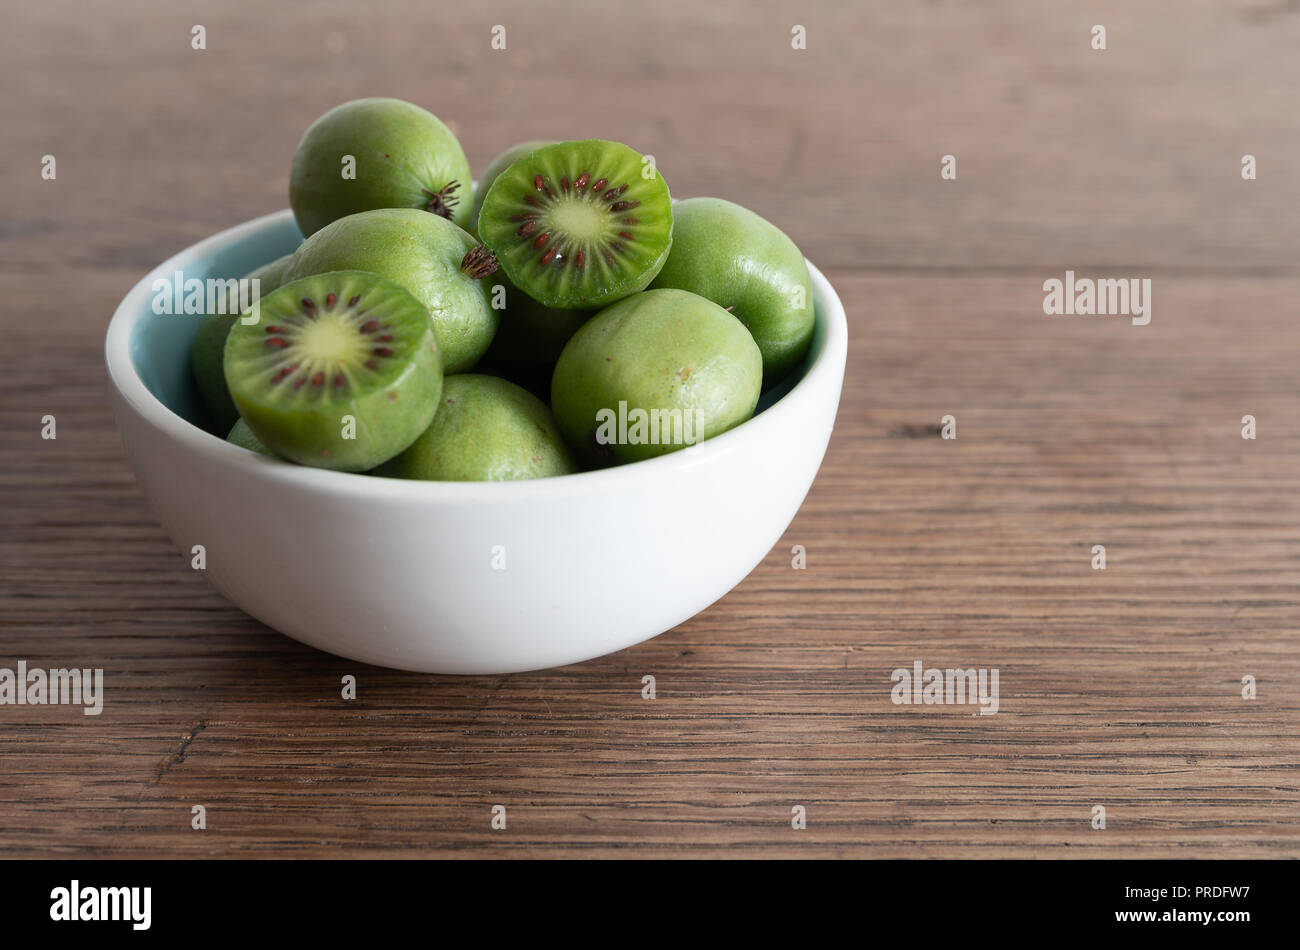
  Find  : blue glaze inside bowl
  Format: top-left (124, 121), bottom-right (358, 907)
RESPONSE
top-left (128, 212), bottom-right (822, 433)
top-left (130, 215), bottom-right (304, 431)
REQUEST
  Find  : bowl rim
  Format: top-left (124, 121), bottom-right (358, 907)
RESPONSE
top-left (105, 208), bottom-right (848, 500)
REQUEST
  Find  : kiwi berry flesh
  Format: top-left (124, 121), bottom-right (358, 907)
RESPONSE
top-left (282, 208), bottom-right (499, 375)
top-left (375, 374), bottom-right (575, 482)
top-left (650, 197), bottom-right (813, 386)
top-left (290, 97), bottom-right (472, 237)
top-left (191, 254), bottom-right (291, 434)
top-left (226, 418), bottom-right (276, 457)
top-left (477, 140), bottom-right (673, 310)
top-left (551, 288), bottom-right (762, 467)
top-left (223, 270), bottom-right (442, 472)
top-left (470, 140), bottom-right (554, 233)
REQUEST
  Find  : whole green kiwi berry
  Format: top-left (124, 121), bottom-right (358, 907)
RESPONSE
top-left (470, 140), bottom-right (554, 233)
top-left (191, 254), bottom-right (291, 434)
top-left (650, 197), bottom-right (813, 386)
top-left (375, 374), bottom-right (575, 481)
top-left (290, 97), bottom-right (472, 237)
top-left (551, 288), bottom-right (762, 466)
top-left (281, 208), bottom-right (500, 375)
top-left (483, 273), bottom-right (590, 368)
top-left (226, 418), bottom-right (276, 457)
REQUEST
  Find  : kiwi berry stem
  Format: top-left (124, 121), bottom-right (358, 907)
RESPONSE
top-left (460, 246), bottom-right (500, 279)
top-left (423, 181), bottom-right (461, 219)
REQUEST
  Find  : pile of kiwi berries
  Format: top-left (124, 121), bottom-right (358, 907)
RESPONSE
top-left (190, 97), bottom-right (815, 480)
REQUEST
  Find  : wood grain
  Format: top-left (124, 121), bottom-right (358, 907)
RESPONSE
top-left (0, 0), bottom-right (1297, 858)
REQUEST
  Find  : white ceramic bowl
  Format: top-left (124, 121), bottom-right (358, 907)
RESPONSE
top-left (105, 209), bottom-right (847, 673)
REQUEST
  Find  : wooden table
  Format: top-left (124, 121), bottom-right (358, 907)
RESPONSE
top-left (1, 0), bottom-right (1296, 858)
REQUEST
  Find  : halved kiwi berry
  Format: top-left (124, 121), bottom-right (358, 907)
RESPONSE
top-left (223, 271), bottom-right (442, 472)
top-left (477, 140), bottom-right (673, 310)
top-left (470, 140), bottom-right (554, 234)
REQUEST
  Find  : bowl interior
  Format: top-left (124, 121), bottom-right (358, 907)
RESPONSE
top-left (127, 211), bottom-right (826, 435)
top-left (132, 214), bottom-right (305, 431)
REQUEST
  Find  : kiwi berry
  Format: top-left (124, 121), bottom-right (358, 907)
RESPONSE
top-left (375, 374), bottom-right (575, 482)
top-left (470, 140), bottom-right (554, 233)
top-left (223, 271), bottom-right (442, 472)
top-left (551, 288), bottom-right (762, 467)
top-left (282, 208), bottom-right (500, 375)
top-left (650, 197), bottom-right (813, 386)
top-left (226, 418), bottom-right (276, 457)
top-left (483, 273), bottom-right (590, 368)
top-left (290, 97), bottom-right (472, 237)
top-left (477, 140), bottom-right (673, 310)
top-left (191, 254), bottom-right (291, 434)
